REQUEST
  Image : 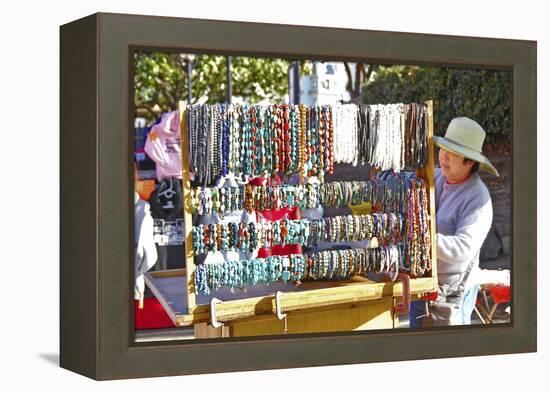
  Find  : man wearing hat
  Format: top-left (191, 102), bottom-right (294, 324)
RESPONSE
top-left (410, 117), bottom-right (499, 326)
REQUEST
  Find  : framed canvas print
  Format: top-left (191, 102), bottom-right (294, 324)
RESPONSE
top-left (60, 12), bottom-right (536, 380)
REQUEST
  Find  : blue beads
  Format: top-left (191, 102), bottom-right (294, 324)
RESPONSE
top-left (194, 254), bottom-right (313, 295)
top-left (194, 264), bottom-right (210, 296)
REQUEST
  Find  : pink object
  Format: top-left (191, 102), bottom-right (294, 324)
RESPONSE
top-left (249, 175), bottom-right (303, 258)
top-left (144, 110), bottom-right (183, 181)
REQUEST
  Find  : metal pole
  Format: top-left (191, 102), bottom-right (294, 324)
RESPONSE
top-left (186, 60), bottom-right (193, 105)
top-left (288, 61), bottom-right (300, 104)
top-left (227, 56), bottom-right (233, 104)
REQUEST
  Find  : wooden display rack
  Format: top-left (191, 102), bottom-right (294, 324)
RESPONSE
top-left (144, 100), bottom-right (438, 337)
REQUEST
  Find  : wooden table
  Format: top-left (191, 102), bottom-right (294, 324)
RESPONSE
top-left (145, 268), bottom-right (437, 338)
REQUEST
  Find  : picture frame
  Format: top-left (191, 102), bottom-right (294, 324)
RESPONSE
top-left (60, 12), bottom-right (536, 380)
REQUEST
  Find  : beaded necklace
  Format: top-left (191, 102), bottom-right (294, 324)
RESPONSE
top-left (289, 105), bottom-right (298, 173)
top-left (316, 106), bottom-right (324, 178)
top-left (241, 104), bottom-right (252, 176)
top-left (282, 104), bottom-right (292, 173)
top-left (274, 104), bottom-right (283, 172)
top-left (249, 105), bottom-right (258, 176)
top-left (187, 102), bottom-right (429, 184)
top-left (229, 104), bottom-right (241, 174)
top-left (188, 107), bottom-right (197, 174)
top-left (304, 106), bottom-right (313, 176)
top-left (298, 104), bottom-right (307, 180)
top-left (219, 105), bottom-right (229, 176)
top-left (332, 105), bottom-right (341, 163)
top-left (257, 105), bottom-right (268, 175)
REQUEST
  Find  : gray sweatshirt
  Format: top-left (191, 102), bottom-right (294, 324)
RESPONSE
top-left (434, 168), bottom-right (493, 291)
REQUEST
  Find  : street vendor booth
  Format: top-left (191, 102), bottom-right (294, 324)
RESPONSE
top-left (142, 100), bottom-right (439, 337)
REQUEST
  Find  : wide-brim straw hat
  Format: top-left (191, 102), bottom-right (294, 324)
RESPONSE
top-left (433, 117), bottom-right (499, 177)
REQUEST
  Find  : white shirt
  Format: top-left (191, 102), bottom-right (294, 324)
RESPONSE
top-left (134, 192), bottom-right (158, 299)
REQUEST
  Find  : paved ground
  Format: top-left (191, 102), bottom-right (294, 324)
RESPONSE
top-left (397, 303), bottom-right (510, 328)
top-left (135, 303), bottom-right (511, 342)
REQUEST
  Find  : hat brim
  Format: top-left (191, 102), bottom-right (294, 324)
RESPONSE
top-left (433, 135), bottom-right (500, 177)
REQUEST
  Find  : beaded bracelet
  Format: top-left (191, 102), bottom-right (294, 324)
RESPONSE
top-left (191, 175), bottom-right (419, 216)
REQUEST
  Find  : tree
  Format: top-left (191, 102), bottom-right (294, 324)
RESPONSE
top-left (134, 52), bottom-right (187, 119)
top-left (134, 52), bottom-right (311, 122)
top-left (343, 63), bottom-right (377, 103)
top-left (363, 65), bottom-right (511, 143)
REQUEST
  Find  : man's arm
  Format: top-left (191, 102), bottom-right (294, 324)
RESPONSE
top-left (437, 199), bottom-right (493, 274)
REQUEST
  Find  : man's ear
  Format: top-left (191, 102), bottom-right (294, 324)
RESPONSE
top-left (463, 158), bottom-right (475, 169)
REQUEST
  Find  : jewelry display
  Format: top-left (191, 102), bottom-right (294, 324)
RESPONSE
top-left (187, 103), bottom-right (428, 184)
top-left (185, 101), bottom-right (433, 295)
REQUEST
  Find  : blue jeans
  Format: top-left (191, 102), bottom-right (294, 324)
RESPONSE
top-left (409, 284), bottom-right (480, 327)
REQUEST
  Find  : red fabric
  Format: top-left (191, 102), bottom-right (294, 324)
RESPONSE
top-left (249, 173), bottom-right (283, 187)
top-left (258, 206), bottom-right (298, 222)
top-left (134, 298), bottom-right (175, 330)
top-left (258, 243), bottom-right (302, 258)
top-left (489, 285), bottom-right (511, 304)
top-left (250, 173), bottom-right (303, 258)
top-left (421, 291), bottom-right (439, 301)
top-left (476, 285), bottom-right (510, 306)
top-left (256, 205), bottom-right (303, 258)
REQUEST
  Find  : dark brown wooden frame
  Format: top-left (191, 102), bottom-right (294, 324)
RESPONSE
top-left (60, 12), bottom-right (537, 380)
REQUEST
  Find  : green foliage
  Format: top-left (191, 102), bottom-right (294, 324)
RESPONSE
top-left (134, 52), bottom-right (186, 119)
top-left (363, 66), bottom-right (511, 143)
top-left (134, 52), bottom-right (310, 121)
top-left (230, 57), bottom-right (290, 103)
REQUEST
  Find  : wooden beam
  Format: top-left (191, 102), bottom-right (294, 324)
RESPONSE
top-left (166, 276), bottom-right (438, 326)
top-left (416, 100), bottom-right (437, 283)
top-left (178, 102), bottom-right (196, 313)
top-left (143, 272), bottom-right (178, 326)
top-left (426, 100), bottom-right (438, 281)
top-left (149, 268), bottom-right (187, 278)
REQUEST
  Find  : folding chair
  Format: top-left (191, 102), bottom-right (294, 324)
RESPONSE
top-left (475, 284), bottom-right (510, 324)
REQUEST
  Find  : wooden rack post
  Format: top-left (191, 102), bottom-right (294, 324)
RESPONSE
top-left (416, 100), bottom-right (437, 281)
top-left (178, 101), bottom-right (196, 313)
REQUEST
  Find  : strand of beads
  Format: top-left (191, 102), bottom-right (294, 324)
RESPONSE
top-left (298, 105), bottom-right (306, 179)
top-left (194, 245), bottom-right (406, 295)
top-left (191, 213), bottom-right (407, 255)
top-left (188, 107), bottom-right (197, 174)
top-left (332, 104), bottom-right (360, 165)
top-left (332, 105), bottom-right (342, 163)
top-left (310, 246), bottom-right (379, 279)
top-left (241, 104), bottom-right (252, 176)
top-left (194, 254), bottom-right (307, 294)
top-left (324, 105), bottom-right (334, 174)
top-left (403, 177), bottom-right (432, 276)
top-left (419, 180), bottom-right (432, 272)
top-left (211, 105), bottom-right (222, 179)
top-left (288, 104), bottom-right (299, 173)
top-left (186, 102), bottom-right (428, 184)
top-left (204, 105), bottom-right (214, 184)
top-left (220, 105), bottom-right (230, 177)
top-left (190, 174), bottom-right (418, 216)
top-left (357, 103), bottom-right (428, 172)
top-left (249, 105), bottom-right (258, 176)
top-left (228, 104), bottom-right (241, 174)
